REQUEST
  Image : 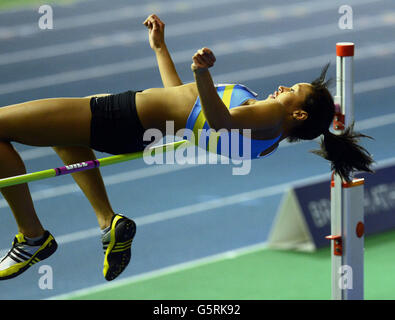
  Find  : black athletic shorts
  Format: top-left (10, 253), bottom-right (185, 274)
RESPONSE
top-left (89, 90), bottom-right (149, 155)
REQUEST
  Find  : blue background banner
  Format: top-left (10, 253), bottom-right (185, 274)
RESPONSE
top-left (294, 164), bottom-right (395, 248)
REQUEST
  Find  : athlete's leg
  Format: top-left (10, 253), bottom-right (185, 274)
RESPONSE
top-left (0, 97), bottom-right (92, 237)
top-left (0, 141), bottom-right (44, 238)
top-left (0, 141), bottom-right (56, 280)
top-left (52, 145), bottom-right (115, 229)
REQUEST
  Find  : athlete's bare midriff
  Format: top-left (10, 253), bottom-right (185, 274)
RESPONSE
top-left (135, 83), bottom-right (199, 135)
top-left (135, 82), bottom-right (284, 143)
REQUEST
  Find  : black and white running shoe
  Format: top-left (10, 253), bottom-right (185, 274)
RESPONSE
top-left (0, 231), bottom-right (57, 280)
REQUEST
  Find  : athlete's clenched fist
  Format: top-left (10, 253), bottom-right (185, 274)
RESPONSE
top-left (191, 48), bottom-right (216, 72)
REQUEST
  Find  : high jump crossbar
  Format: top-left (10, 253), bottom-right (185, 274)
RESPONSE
top-left (0, 140), bottom-right (191, 189)
top-left (326, 42), bottom-right (364, 300)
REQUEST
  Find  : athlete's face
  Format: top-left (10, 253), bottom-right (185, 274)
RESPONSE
top-left (267, 83), bottom-right (313, 108)
top-left (266, 82), bottom-right (313, 122)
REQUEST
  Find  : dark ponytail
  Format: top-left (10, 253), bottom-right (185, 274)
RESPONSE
top-left (311, 123), bottom-right (375, 182)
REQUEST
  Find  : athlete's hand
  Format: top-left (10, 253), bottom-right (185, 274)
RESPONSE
top-left (143, 14), bottom-right (165, 51)
top-left (191, 48), bottom-right (216, 72)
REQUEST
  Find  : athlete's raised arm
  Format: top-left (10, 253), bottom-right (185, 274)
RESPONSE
top-left (192, 47), bottom-right (234, 130)
top-left (143, 14), bottom-right (183, 88)
top-left (192, 48), bottom-right (284, 133)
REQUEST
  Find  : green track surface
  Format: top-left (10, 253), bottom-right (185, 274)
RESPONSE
top-left (0, 0), bottom-right (81, 10)
top-left (68, 229), bottom-right (395, 300)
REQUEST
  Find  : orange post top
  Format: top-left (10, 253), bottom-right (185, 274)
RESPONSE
top-left (336, 42), bottom-right (354, 57)
top-left (331, 176), bottom-right (364, 188)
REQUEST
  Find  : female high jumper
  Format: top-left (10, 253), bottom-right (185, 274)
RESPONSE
top-left (0, 15), bottom-right (373, 281)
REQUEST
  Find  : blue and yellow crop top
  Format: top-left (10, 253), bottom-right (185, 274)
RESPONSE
top-left (184, 84), bottom-right (282, 159)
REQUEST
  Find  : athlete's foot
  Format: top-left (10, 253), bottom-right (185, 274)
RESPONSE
top-left (0, 231), bottom-right (57, 280)
top-left (101, 214), bottom-right (136, 281)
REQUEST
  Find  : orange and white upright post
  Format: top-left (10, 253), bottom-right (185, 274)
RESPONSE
top-left (326, 42), bottom-right (364, 300)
